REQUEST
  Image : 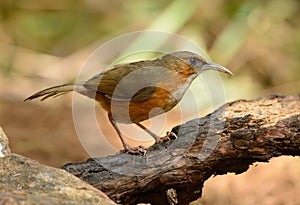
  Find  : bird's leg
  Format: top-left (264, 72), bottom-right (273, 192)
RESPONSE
top-left (108, 114), bottom-right (146, 155)
top-left (135, 122), bottom-right (177, 144)
top-left (135, 122), bottom-right (160, 142)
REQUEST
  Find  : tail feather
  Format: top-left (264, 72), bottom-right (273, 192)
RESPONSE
top-left (24, 83), bottom-right (80, 101)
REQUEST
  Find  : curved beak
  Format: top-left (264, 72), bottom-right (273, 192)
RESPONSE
top-left (202, 62), bottom-right (233, 76)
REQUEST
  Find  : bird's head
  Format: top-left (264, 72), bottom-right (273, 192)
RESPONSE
top-left (169, 51), bottom-right (233, 76)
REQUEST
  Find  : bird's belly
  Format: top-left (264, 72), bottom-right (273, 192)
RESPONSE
top-left (115, 88), bottom-right (180, 123)
top-left (95, 78), bottom-right (191, 124)
top-left (98, 87), bottom-right (183, 123)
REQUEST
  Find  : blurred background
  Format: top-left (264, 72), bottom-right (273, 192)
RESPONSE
top-left (0, 0), bottom-right (299, 204)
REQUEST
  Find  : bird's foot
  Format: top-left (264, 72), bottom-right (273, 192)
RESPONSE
top-left (155, 131), bottom-right (177, 144)
top-left (121, 145), bottom-right (147, 155)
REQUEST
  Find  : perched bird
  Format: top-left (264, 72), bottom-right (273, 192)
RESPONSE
top-left (25, 51), bottom-right (232, 154)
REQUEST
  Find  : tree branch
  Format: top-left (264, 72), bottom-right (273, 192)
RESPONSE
top-left (62, 94), bottom-right (300, 205)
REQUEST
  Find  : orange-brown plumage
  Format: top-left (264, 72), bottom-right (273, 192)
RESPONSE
top-left (25, 51), bottom-right (232, 154)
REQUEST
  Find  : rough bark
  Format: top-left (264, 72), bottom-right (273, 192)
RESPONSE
top-left (62, 94), bottom-right (300, 205)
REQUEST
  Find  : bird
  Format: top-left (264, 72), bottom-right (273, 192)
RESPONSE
top-left (25, 51), bottom-right (232, 154)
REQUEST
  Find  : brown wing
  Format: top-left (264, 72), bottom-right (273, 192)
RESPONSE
top-left (84, 60), bottom-right (170, 103)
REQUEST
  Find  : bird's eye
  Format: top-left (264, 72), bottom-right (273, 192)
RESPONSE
top-left (188, 57), bottom-right (198, 66)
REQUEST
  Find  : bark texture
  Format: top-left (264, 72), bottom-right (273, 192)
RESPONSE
top-left (62, 94), bottom-right (300, 205)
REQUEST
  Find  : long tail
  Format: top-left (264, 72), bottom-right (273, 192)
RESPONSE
top-left (24, 82), bottom-right (86, 101)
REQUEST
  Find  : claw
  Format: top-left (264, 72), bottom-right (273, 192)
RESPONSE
top-left (121, 145), bottom-right (147, 155)
top-left (154, 131), bottom-right (177, 144)
top-left (165, 131), bottom-right (177, 140)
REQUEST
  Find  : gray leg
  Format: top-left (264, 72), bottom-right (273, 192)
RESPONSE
top-left (135, 122), bottom-right (177, 143)
top-left (108, 114), bottom-right (146, 155)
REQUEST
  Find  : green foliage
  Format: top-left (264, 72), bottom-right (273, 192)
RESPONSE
top-left (0, 0), bottom-right (299, 95)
